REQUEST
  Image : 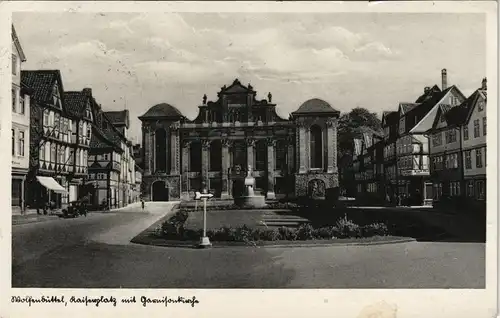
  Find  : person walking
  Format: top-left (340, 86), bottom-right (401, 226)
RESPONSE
top-left (141, 198), bottom-right (145, 211)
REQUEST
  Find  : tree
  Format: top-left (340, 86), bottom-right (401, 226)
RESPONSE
top-left (337, 107), bottom-right (382, 195)
top-left (338, 107), bottom-right (382, 158)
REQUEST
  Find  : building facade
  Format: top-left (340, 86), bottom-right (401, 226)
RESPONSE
top-left (461, 83), bottom-right (487, 209)
top-left (139, 79), bottom-right (340, 201)
top-left (22, 70), bottom-right (91, 211)
top-left (380, 69), bottom-right (465, 205)
top-left (87, 96), bottom-right (124, 209)
top-left (63, 89), bottom-right (94, 202)
top-left (428, 104), bottom-right (464, 202)
top-left (11, 25), bottom-right (31, 214)
top-left (426, 79), bottom-right (487, 211)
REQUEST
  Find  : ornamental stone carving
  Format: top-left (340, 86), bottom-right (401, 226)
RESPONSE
top-left (182, 140), bottom-right (191, 148)
top-left (326, 118), bottom-right (336, 127)
top-left (201, 139), bottom-right (211, 150)
top-left (222, 139), bottom-right (232, 147)
top-left (245, 138), bottom-right (256, 147)
top-left (171, 121), bottom-right (181, 130)
top-left (266, 137), bottom-right (276, 147)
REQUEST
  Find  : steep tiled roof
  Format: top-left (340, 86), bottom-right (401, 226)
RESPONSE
top-left (21, 70), bottom-right (61, 102)
top-left (12, 25), bottom-right (26, 62)
top-left (90, 126), bottom-right (115, 149)
top-left (139, 103), bottom-right (184, 120)
top-left (293, 98), bottom-right (340, 115)
top-left (446, 89), bottom-right (481, 126)
top-left (383, 111), bottom-right (398, 125)
top-left (104, 110), bottom-right (129, 128)
top-left (407, 85), bottom-right (455, 117)
top-left (415, 85), bottom-right (441, 103)
top-left (64, 91), bottom-right (87, 117)
top-left (399, 103), bottom-right (419, 114)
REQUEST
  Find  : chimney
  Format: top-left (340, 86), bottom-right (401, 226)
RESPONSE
top-left (83, 88), bottom-right (92, 97)
top-left (481, 77), bottom-right (487, 90)
top-left (441, 69), bottom-right (448, 90)
top-left (424, 87), bottom-right (431, 94)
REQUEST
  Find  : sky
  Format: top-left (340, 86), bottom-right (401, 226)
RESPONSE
top-left (13, 12), bottom-right (486, 143)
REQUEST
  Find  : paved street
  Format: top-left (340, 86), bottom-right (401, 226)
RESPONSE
top-left (12, 203), bottom-right (485, 288)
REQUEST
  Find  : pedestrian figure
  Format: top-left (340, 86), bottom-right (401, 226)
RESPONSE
top-left (141, 199), bottom-right (145, 211)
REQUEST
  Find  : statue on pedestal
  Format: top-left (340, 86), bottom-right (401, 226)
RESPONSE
top-left (244, 165), bottom-right (255, 196)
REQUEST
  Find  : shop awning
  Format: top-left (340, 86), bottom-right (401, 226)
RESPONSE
top-left (36, 176), bottom-right (67, 193)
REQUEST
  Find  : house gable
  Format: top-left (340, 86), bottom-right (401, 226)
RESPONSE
top-left (410, 86), bottom-right (463, 134)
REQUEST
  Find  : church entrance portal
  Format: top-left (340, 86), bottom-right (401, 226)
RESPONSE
top-left (152, 181), bottom-right (169, 201)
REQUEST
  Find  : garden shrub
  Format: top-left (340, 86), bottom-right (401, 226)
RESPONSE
top-left (261, 228), bottom-right (282, 241)
top-left (312, 226), bottom-right (336, 239)
top-left (335, 214), bottom-right (362, 238)
top-left (295, 223), bottom-right (315, 240)
top-left (278, 226), bottom-right (298, 241)
top-left (156, 209), bottom-right (395, 242)
top-left (362, 222), bottom-right (389, 237)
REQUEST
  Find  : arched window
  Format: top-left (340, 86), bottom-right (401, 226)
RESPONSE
top-left (210, 140), bottom-right (222, 171)
top-left (255, 140), bottom-right (267, 171)
top-left (190, 141), bottom-right (202, 172)
top-left (310, 125), bottom-right (323, 169)
top-left (155, 128), bottom-right (167, 172)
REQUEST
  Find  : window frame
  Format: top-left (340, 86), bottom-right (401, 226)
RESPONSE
top-left (11, 129), bottom-right (15, 156)
top-left (474, 119), bottom-right (480, 138)
top-left (475, 148), bottom-right (483, 168)
top-left (18, 131), bottom-right (24, 157)
top-left (12, 54), bottom-right (17, 75)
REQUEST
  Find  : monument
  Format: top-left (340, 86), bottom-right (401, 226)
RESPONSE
top-left (234, 165), bottom-right (267, 209)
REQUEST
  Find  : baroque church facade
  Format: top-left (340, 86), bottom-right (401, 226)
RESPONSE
top-left (139, 79), bottom-right (340, 201)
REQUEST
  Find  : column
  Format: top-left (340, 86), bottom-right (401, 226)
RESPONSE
top-left (221, 139), bottom-right (231, 199)
top-left (297, 122), bottom-right (307, 174)
top-left (286, 135), bottom-right (294, 175)
top-left (326, 118), bottom-right (337, 173)
top-left (246, 138), bottom-right (255, 169)
top-left (181, 140), bottom-right (190, 199)
top-left (201, 139), bottom-right (210, 191)
top-left (266, 137), bottom-right (276, 200)
top-left (170, 123), bottom-right (180, 175)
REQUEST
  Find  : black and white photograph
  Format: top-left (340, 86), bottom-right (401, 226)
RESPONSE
top-left (3, 1), bottom-right (498, 317)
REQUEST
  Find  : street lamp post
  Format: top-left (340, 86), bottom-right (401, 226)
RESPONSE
top-left (195, 188), bottom-right (214, 248)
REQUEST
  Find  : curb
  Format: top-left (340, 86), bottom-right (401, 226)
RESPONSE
top-left (130, 236), bottom-right (416, 249)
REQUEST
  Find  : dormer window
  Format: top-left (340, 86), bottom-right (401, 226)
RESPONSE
top-left (52, 84), bottom-right (60, 107)
top-left (399, 118), bottom-right (405, 134)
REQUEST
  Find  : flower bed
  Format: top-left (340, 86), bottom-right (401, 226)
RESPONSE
top-left (179, 201), bottom-right (300, 213)
top-left (155, 210), bottom-right (389, 242)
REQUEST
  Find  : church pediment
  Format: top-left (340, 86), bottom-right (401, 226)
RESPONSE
top-left (220, 79), bottom-right (251, 95)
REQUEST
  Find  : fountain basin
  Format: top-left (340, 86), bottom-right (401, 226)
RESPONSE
top-left (234, 195), bottom-right (267, 209)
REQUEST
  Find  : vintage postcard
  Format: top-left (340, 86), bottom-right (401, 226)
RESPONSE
top-left (1, 1), bottom-right (497, 318)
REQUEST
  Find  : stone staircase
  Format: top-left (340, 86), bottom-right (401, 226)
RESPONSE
top-left (260, 210), bottom-right (310, 228)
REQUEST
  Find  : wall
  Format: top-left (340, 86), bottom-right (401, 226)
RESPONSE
top-left (12, 39), bottom-right (30, 173)
top-left (462, 94), bottom-right (487, 178)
